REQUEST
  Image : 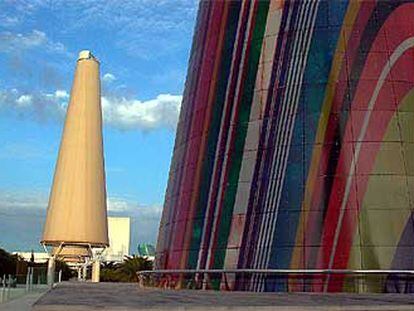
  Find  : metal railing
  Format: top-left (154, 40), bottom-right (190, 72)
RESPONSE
top-left (0, 268), bottom-right (50, 304)
top-left (137, 269), bottom-right (414, 291)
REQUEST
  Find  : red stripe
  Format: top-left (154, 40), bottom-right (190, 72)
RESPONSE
top-left (198, 0), bottom-right (252, 270)
top-left (159, 2), bottom-right (211, 269)
top-left (327, 51), bottom-right (414, 291)
top-left (167, 1), bottom-right (226, 269)
top-left (314, 3), bottom-right (414, 291)
top-left (208, 0), bottom-right (259, 269)
top-left (304, 1), bottom-right (375, 272)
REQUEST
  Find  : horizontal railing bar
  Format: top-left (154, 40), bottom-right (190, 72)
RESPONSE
top-left (137, 269), bottom-right (414, 275)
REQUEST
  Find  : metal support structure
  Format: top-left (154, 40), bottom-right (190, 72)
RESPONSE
top-left (90, 245), bottom-right (106, 283)
top-left (82, 263), bottom-right (88, 281)
top-left (40, 242), bottom-right (107, 285)
top-left (77, 267), bottom-right (82, 281)
top-left (44, 242), bottom-right (64, 288)
top-left (47, 257), bottom-right (55, 287)
top-left (91, 259), bottom-right (100, 283)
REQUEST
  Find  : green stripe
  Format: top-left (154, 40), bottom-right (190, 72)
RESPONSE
top-left (212, 0), bottom-right (270, 271)
top-left (187, 1), bottom-right (242, 269)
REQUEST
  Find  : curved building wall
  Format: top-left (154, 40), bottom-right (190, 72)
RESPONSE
top-left (156, 0), bottom-right (414, 293)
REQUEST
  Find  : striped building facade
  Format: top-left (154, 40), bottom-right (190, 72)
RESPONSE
top-left (156, 0), bottom-right (414, 293)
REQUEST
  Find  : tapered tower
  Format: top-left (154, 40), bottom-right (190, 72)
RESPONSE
top-left (41, 50), bottom-right (108, 284)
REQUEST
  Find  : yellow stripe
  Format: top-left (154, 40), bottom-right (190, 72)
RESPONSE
top-left (345, 89), bottom-right (414, 292)
top-left (289, 1), bottom-right (361, 283)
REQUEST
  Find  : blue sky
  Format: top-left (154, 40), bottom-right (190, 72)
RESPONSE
top-left (0, 0), bottom-right (198, 253)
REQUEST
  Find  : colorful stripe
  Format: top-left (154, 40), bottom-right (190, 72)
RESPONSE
top-left (156, 0), bottom-right (414, 293)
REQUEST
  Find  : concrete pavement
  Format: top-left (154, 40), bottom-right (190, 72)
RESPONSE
top-left (0, 291), bottom-right (47, 311)
top-left (32, 282), bottom-right (414, 311)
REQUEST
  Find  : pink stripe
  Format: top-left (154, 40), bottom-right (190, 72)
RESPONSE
top-left (167, 1), bottom-right (226, 269)
top-left (199, 0), bottom-right (252, 270)
top-left (208, 0), bottom-right (259, 269)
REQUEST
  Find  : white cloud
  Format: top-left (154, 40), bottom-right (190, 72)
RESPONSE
top-left (16, 95), bottom-right (32, 107)
top-left (0, 88), bottom-right (67, 121)
top-left (0, 190), bottom-right (48, 210)
top-left (0, 15), bottom-right (19, 27)
top-left (3, 1), bottom-right (197, 60)
top-left (0, 87), bottom-right (182, 131)
top-left (0, 190), bottom-right (160, 216)
top-left (108, 197), bottom-right (163, 223)
top-left (102, 73), bottom-right (116, 83)
top-left (0, 29), bottom-right (71, 57)
top-left (105, 196), bottom-right (163, 245)
top-left (0, 190), bottom-right (163, 248)
top-left (107, 197), bottom-right (130, 212)
top-left (102, 94), bottom-right (182, 130)
top-left (107, 197), bottom-right (162, 220)
top-left (2, 29), bottom-right (46, 48)
top-left (54, 90), bottom-right (69, 99)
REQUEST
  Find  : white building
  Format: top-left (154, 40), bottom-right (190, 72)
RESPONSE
top-left (15, 217), bottom-right (130, 264)
top-left (103, 217), bottom-right (131, 262)
top-left (14, 252), bottom-right (49, 263)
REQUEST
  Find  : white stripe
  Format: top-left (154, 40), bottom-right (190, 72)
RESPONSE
top-left (249, 3), bottom-right (300, 290)
top-left (252, 1), bottom-right (309, 289)
top-left (254, 1), bottom-right (320, 291)
top-left (261, 0), bottom-right (316, 266)
top-left (259, 1), bottom-right (307, 263)
top-left (252, 0), bottom-right (306, 273)
top-left (205, 1), bottom-right (256, 269)
top-left (249, 7), bottom-right (303, 290)
top-left (265, 0), bottom-right (318, 259)
top-left (198, 1), bottom-right (249, 271)
top-left (323, 36), bottom-right (414, 291)
top-left (223, 0), bottom-right (283, 272)
top-left (254, 1), bottom-right (312, 290)
top-left (258, 2), bottom-right (320, 292)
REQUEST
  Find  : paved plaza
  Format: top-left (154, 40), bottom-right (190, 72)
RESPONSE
top-left (0, 291), bottom-right (46, 311)
top-left (30, 282), bottom-right (414, 311)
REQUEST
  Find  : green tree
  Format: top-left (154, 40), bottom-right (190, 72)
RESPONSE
top-left (100, 255), bottom-right (153, 282)
top-left (117, 255), bottom-right (153, 282)
top-left (55, 259), bottom-right (75, 281)
top-left (0, 248), bottom-right (20, 276)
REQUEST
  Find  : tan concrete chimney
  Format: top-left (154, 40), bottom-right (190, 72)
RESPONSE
top-left (41, 50), bottom-right (109, 248)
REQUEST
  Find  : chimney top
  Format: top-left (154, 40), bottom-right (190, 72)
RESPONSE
top-left (77, 50), bottom-right (98, 62)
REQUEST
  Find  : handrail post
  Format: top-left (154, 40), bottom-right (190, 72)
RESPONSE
top-left (222, 271), bottom-right (230, 291)
top-left (134, 269), bottom-right (414, 292)
top-left (0, 275), bottom-right (5, 303)
top-left (26, 268), bottom-right (30, 292)
top-left (7, 274), bottom-right (11, 300)
top-left (30, 267), bottom-right (34, 291)
top-left (202, 272), bottom-right (209, 290)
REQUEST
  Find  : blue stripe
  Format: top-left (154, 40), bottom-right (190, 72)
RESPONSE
top-left (265, 0), bottom-right (349, 292)
top-left (237, 0), bottom-right (292, 275)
